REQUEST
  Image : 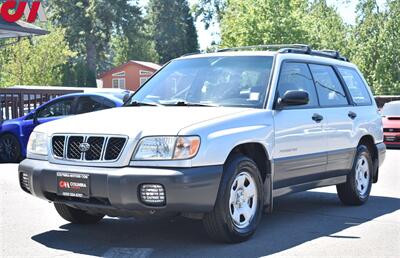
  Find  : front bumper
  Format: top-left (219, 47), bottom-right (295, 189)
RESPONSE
top-left (18, 159), bottom-right (223, 214)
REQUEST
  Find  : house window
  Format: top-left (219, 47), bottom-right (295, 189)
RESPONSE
top-left (140, 77), bottom-right (149, 86)
top-left (112, 71), bottom-right (126, 77)
top-left (112, 78), bottom-right (126, 89)
top-left (140, 70), bottom-right (153, 76)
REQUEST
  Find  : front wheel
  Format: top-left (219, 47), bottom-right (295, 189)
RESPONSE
top-left (54, 203), bottom-right (104, 224)
top-left (336, 145), bottom-right (373, 205)
top-left (203, 155), bottom-right (263, 243)
top-left (0, 134), bottom-right (21, 163)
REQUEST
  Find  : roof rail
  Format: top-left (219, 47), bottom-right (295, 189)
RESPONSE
top-left (217, 44), bottom-right (311, 53)
top-left (216, 44), bottom-right (349, 62)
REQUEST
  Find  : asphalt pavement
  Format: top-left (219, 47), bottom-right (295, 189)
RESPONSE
top-left (1, 150), bottom-right (399, 258)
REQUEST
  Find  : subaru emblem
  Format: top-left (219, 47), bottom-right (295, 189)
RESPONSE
top-left (79, 142), bottom-right (91, 152)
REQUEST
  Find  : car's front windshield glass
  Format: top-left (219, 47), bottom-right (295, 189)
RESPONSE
top-left (127, 56), bottom-right (274, 108)
top-left (382, 103), bottom-right (400, 116)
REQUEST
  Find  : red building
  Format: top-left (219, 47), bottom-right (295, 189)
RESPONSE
top-left (99, 61), bottom-right (161, 91)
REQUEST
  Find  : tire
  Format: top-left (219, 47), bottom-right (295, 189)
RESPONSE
top-left (203, 154), bottom-right (264, 243)
top-left (54, 203), bottom-right (104, 224)
top-left (0, 134), bottom-right (21, 163)
top-left (336, 144), bottom-right (373, 206)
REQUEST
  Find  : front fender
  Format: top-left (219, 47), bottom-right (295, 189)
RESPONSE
top-left (181, 110), bottom-right (274, 167)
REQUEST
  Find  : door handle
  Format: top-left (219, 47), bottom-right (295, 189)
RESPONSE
top-left (348, 111), bottom-right (357, 120)
top-left (312, 113), bottom-right (324, 123)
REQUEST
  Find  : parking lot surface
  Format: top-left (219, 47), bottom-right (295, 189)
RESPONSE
top-left (1, 150), bottom-right (399, 258)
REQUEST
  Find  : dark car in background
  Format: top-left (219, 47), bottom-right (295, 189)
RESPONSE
top-left (382, 101), bottom-right (400, 148)
top-left (0, 91), bottom-right (128, 163)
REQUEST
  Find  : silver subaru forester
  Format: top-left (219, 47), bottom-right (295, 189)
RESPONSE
top-left (19, 44), bottom-right (386, 243)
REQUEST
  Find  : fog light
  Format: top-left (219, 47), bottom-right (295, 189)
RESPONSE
top-left (139, 184), bottom-right (166, 206)
top-left (19, 172), bottom-right (31, 193)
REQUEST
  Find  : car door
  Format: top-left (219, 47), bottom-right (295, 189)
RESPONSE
top-left (273, 62), bottom-right (328, 189)
top-left (21, 97), bottom-right (76, 146)
top-left (308, 64), bottom-right (355, 173)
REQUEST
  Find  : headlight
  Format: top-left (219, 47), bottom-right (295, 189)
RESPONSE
top-left (133, 136), bottom-right (200, 160)
top-left (27, 132), bottom-right (48, 156)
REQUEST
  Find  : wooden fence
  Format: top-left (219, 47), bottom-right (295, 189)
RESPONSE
top-left (0, 88), bottom-right (83, 123)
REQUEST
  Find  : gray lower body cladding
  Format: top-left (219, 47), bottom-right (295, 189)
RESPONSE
top-left (18, 159), bottom-right (223, 215)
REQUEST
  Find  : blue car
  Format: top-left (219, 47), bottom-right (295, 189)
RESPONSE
top-left (0, 91), bottom-right (128, 163)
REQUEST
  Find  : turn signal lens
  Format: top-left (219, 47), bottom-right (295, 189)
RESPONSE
top-left (173, 136), bottom-right (200, 160)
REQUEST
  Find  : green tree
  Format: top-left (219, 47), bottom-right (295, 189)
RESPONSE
top-left (148, 0), bottom-right (199, 64)
top-left (49, 0), bottom-right (144, 87)
top-left (0, 28), bottom-right (75, 87)
top-left (349, 0), bottom-right (400, 95)
top-left (301, 0), bottom-right (348, 55)
top-left (220, 0), bottom-right (308, 47)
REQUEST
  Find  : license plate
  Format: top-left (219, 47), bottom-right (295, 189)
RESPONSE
top-left (57, 172), bottom-right (90, 199)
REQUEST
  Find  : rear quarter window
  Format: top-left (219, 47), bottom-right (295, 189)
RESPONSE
top-left (338, 67), bottom-right (372, 105)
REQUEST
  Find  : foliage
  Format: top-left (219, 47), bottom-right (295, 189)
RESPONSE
top-left (349, 0), bottom-right (400, 95)
top-left (148, 0), bottom-right (199, 64)
top-left (48, 0), bottom-right (144, 87)
top-left (193, 0), bottom-right (226, 29)
top-left (0, 27), bottom-right (75, 87)
top-left (220, 0), bottom-right (308, 47)
top-left (218, 0), bottom-right (399, 95)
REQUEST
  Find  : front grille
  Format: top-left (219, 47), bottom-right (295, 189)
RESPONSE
top-left (384, 128), bottom-right (400, 133)
top-left (51, 135), bottom-right (127, 162)
top-left (52, 136), bottom-right (65, 158)
top-left (85, 137), bottom-right (105, 161)
top-left (105, 137), bottom-right (127, 160)
top-left (384, 136), bottom-right (400, 142)
top-left (67, 136), bottom-right (84, 159)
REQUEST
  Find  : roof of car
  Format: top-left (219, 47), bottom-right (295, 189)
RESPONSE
top-left (177, 50), bottom-right (356, 69)
top-left (177, 44), bottom-right (354, 67)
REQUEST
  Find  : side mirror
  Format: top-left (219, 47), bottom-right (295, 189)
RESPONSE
top-left (277, 90), bottom-right (309, 109)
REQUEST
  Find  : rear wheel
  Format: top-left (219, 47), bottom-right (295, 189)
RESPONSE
top-left (336, 145), bottom-right (373, 205)
top-left (54, 203), bottom-right (104, 224)
top-left (0, 134), bottom-right (21, 163)
top-left (203, 155), bottom-right (263, 243)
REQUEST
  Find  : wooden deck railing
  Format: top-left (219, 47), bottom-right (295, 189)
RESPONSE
top-left (0, 88), bottom-right (83, 123)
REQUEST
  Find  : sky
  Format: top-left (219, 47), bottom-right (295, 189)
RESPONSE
top-left (139, 0), bottom-right (387, 50)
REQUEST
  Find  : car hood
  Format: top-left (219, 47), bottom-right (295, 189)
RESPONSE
top-left (383, 116), bottom-right (400, 129)
top-left (35, 106), bottom-right (252, 138)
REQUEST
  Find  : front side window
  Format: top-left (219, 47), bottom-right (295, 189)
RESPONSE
top-left (276, 62), bottom-right (319, 108)
top-left (309, 64), bottom-right (349, 107)
top-left (37, 98), bottom-right (74, 118)
top-left (338, 67), bottom-right (372, 105)
top-left (76, 96), bottom-right (115, 114)
top-left (127, 56), bottom-right (274, 108)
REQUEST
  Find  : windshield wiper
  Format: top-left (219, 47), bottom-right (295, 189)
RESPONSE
top-left (167, 101), bottom-right (219, 107)
top-left (124, 101), bottom-right (162, 107)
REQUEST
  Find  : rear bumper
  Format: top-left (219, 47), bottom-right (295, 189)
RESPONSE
top-left (376, 142), bottom-right (386, 167)
top-left (18, 159), bottom-right (223, 214)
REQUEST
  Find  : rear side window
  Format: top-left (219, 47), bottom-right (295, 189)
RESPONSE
top-left (277, 62), bottom-right (319, 108)
top-left (309, 64), bottom-right (349, 107)
top-left (338, 67), bottom-right (372, 105)
top-left (76, 96), bottom-right (115, 115)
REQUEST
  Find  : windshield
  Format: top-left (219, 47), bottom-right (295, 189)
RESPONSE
top-left (382, 102), bottom-right (400, 116)
top-left (127, 56), bottom-right (274, 108)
